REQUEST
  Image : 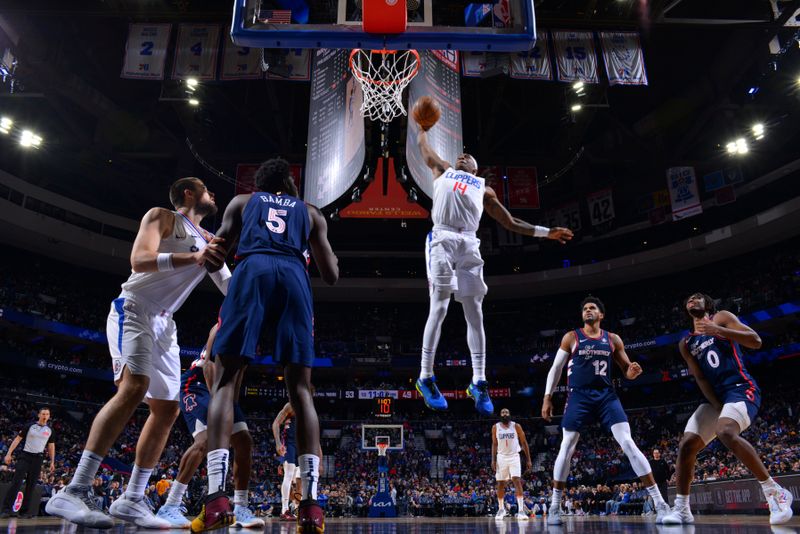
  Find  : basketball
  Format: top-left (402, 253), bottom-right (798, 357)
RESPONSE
top-left (412, 96), bottom-right (441, 131)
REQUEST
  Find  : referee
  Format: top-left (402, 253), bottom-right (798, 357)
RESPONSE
top-left (1, 407), bottom-right (56, 518)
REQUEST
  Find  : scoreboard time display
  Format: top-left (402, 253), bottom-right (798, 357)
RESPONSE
top-left (374, 397), bottom-right (393, 419)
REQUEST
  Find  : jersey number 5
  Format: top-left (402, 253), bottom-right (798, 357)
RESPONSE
top-left (266, 208), bottom-right (288, 234)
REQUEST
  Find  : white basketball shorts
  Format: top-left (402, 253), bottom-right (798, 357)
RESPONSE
top-left (684, 401), bottom-right (753, 445)
top-left (495, 454), bottom-right (521, 481)
top-left (106, 294), bottom-right (181, 402)
top-left (425, 229), bottom-right (488, 301)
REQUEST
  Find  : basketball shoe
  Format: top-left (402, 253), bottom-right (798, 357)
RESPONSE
top-left (466, 380), bottom-right (494, 416)
top-left (297, 499), bottom-right (325, 534)
top-left (233, 505), bottom-right (265, 528)
top-left (661, 505), bottom-right (694, 525)
top-left (767, 487), bottom-right (793, 525)
top-left (547, 505), bottom-right (562, 525)
top-left (156, 503), bottom-right (191, 528)
top-left (109, 494), bottom-right (172, 528)
top-left (45, 485), bottom-right (114, 529)
top-left (416, 376), bottom-right (448, 410)
top-left (191, 491), bottom-right (234, 532)
top-left (495, 507), bottom-right (508, 519)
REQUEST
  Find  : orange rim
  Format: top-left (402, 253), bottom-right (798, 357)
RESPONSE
top-left (349, 49), bottom-right (420, 87)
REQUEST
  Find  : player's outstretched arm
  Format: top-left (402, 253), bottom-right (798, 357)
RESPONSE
top-left (610, 334), bottom-right (642, 380)
top-left (542, 332), bottom-right (574, 421)
top-left (271, 402), bottom-right (292, 457)
top-left (483, 188), bottom-right (574, 243)
top-left (695, 310), bottom-right (762, 349)
top-left (417, 130), bottom-right (450, 179)
top-left (516, 424), bottom-right (533, 472)
top-left (308, 204), bottom-right (339, 286)
top-left (679, 339), bottom-right (722, 410)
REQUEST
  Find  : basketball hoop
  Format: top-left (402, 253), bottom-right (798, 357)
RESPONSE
top-left (349, 49), bottom-right (420, 123)
top-left (376, 442), bottom-right (389, 457)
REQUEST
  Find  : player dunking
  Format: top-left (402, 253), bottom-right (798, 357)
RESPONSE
top-left (492, 408), bottom-right (532, 520)
top-left (662, 293), bottom-right (793, 525)
top-left (541, 297), bottom-right (670, 525)
top-left (273, 402), bottom-right (302, 520)
top-left (156, 324), bottom-right (263, 528)
top-left (46, 178), bottom-right (228, 529)
top-left (191, 158), bottom-right (338, 533)
top-left (412, 99), bottom-right (573, 415)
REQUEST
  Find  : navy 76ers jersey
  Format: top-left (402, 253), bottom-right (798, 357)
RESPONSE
top-left (236, 193), bottom-right (310, 265)
top-left (567, 328), bottom-right (615, 389)
top-left (685, 331), bottom-right (759, 398)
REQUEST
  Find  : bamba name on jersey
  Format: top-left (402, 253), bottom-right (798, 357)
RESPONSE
top-left (259, 194), bottom-right (297, 207)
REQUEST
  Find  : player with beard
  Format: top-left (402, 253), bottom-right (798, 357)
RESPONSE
top-left (47, 178), bottom-right (229, 528)
top-left (662, 293), bottom-right (793, 525)
top-left (541, 296), bottom-right (670, 525)
top-left (492, 408), bottom-right (532, 520)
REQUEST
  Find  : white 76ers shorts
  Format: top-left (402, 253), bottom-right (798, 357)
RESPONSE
top-left (425, 229), bottom-right (488, 301)
top-left (106, 294), bottom-right (181, 401)
top-left (495, 454), bottom-right (521, 481)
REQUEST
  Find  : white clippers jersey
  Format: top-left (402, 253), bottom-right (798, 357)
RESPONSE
top-left (431, 168), bottom-right (485, 234)
top-left (496, 422), bottom-right (521, 456)
top-left (120, 212), bottom-right (211, 313)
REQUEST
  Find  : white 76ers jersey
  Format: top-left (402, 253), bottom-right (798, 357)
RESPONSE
top-left (496, 422), bottom-right (521, 456)
top-left (432, 168), bottom-right (485, 233)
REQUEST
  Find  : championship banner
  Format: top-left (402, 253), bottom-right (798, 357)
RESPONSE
top-left (667, 166), bottom-right (703, 220)
top-left (587, 188), bottom-right (615, 226)
top-left (599, 31), bottom-right (648, 86)
top-left (544, 201), bottom-right (581, 232)
top-left (235, 163), bottom-right (303, 195)
top-left (171, 24), bottom-right (221, 80)
top-left (220, 41), bottom-right (262, 80)
top-left (121, 23), bottom-right (171, 80)
top-left (506, 167), bottom-right (540, 209)
top-left (510, 37), bottom-right (553, 80)
top-left (266, 49), bottom-right (312, 81)
top-left (552, 30), bottom-right (599, 84)
top-left (479, 165), bottom-right (505, 205)
top-left (461, 51), bottom-right (508, 78)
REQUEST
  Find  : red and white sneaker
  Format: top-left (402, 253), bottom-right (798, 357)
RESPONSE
top-left (767, 487), bottom-right (793, 525)
top-left (297, 499), bottom-right (325, 534)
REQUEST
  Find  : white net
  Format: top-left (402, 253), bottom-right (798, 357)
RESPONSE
top-left (349, 49), bottom-right (420, 123)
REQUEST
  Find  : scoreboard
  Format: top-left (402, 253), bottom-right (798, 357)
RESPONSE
top-left (373, 397), bottom-right (393, 419)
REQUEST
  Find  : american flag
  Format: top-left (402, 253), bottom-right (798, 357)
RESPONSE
top-left (256, 8), bottom-right (292, 24)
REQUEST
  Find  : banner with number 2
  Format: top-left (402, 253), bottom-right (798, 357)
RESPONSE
top-left (172, 24), bottom-right (221, 80)
top-left (121, 24), bottom-right (172, 80)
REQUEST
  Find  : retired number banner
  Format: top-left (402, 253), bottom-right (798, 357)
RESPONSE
top-left (667, 166), bottom-right (703, 220)
top-left (461, 52), bottom-right (509, 78)
top-left (510, 37), bottom-right (553, 80)
top-left (599, 32), bottom-right (648, 86)
top-left (172, 24), bottom-right (221, 80)
top-left (545, 201), bottom-right (581, 232)
top-left (587, 189), bottom-right (615, 226)
top-left (506, 167), bottom-right (540, 209)
top-left (266, 49), bottom-right (312, 81)
top-left (121, 24), bottom-right (171, 80)
top-left (221, 41), bottom-right (262, 80)
top-left (553, 30), bottom-right (598, 84)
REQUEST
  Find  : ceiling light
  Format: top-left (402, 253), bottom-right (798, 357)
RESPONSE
top-left (573, 81), bottom-right (584, 90)
top-left (20, 129), bottom-right (42, 148)
top-left (0, 117), bottom-right (12, 129)
top-left (188, 98), bottom-right (199, 106)
top-left (735, 138), bottom-right (748, 154)
top-left (186, 78), bottom-right (198, 87)
top-left (571, 104), bottom-right (582, 112)
top-left (752, 123), bottom-right (765, 139)
top-left (747, 86), bottom-right (759, 95)
top-left (726, 141), bottom-right (737, 154)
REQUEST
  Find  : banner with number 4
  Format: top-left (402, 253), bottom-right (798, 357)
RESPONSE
top-left (121, 24), bottom-right (172, 80)
top-left (172, 24), bottom-right (221, 80)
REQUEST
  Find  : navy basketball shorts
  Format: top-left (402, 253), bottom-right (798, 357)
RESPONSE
top-left (284, 442), bottom-right (298, 465)
top-left (181, 387), bottom-right (247, 438)
top-left (561, 387), bottom-right (628, 432)
top-left (213, 254), bottom-right (315, 367)
top-left (685, 385), bottom-right (761, 443)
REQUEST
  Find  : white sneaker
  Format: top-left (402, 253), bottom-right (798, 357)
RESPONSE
top-left (767, 488), bottom-right (794, 525)
top-left (109, 495), bottom-right (172, 529)
top-left (495, 507), bottom-right (508, 519)
top-left (655, 502), bottom-right (671, 524)
top-left (233, 505), bottom-right (265, 528)
top-left (515, 512), bottom-right (529, 520)
top-left (155, 503), bottom-right (191, 528)
top-left (661, 506), bottom-right (694, 525)
top-left (45, 485), bottom-right (114, 528)
top-left (547, 507), bottom-right (562, 525)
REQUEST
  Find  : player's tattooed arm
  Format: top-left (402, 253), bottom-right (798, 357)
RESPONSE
top-left (308, 204), bottom-right (339, 285)
top-left (695, 310), bottom-right (762, 349)
top-left (272, 402), bottom-right (293, 457)
top-left (679, 339), bottom-right (723, 410)
top-left (610, 333), bottom-right (642, 380)
top-left (483, 189), bottom-right (574, 243)
top-left (516, 424), bottom-right (533, 472)
top-left (417, 130), bottom-right (449, 179)
top-left (491, 424), bottom-right (498, 472)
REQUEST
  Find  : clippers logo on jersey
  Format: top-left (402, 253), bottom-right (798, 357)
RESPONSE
top-left (496, 422), bottom-right (521, 455)
top-left (686, 332), bottom-right (758, 398)
top-left (567, 329), bottom-right (614, 389)
top-left (432, 167), bottom-right (485, 234)
top-left (445, 170), bottom-right (482, 195)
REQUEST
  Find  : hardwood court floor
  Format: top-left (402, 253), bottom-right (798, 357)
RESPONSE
top-left (1, 514), bottom-right (797, 533)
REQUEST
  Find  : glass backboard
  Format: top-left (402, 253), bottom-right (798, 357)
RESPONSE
top-left (361, 424), bottom-right (404, 450)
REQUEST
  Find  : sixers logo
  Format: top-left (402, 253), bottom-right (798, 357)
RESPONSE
top-left (183, 393), bottom-right (197, 412)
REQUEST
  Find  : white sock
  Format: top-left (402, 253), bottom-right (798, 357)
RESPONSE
top-left (551, 488), bottom-right (562, 508)
top-left (646, 484), bottom-right (666, 507)
top-left (471, 352), bottom-right (486, 384)
top-left (207, 448), bottom-right (230, 494)
top-left (281, 474), bottom-right (292, 513)
top-left (759, 477), bottom-right (781, 497)
top-left (124, 465), bottom-right (153, 500)
top-left (420, 348), bottom-right (435, 379)
top-left (516, 496), bottom-right (525, 514)
top-left (165, 481), bottom-right (188, 506)
top-left (298, 454), bottom-right (320, 501)
top-left (674, 494), bottom-right (689, 510)
top-left (70, 450), bottom-right (103, 488)
top-left (497, 497), bottom-right (504, 509)
top-left (234, 489), bottom-right (248, 507)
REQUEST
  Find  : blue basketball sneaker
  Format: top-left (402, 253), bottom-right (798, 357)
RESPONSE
top-left (466, 380), bottom-right (494, 416)
top-left (416, 376), bottom-right (448, 411)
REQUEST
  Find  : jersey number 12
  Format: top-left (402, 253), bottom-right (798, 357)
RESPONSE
top-left (593, 360), bottom-right (608, 376)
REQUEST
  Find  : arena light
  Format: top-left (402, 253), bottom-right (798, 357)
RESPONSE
top-left (571, 104), bottom-right (582, 112)
top-left (186, 77), bottom-right (199, 88)
top-left (188, 98), bottom-right (200, 106)
top-left (752, 123), bottom-right (765, 140)
top-left (573, 81), bottom-right (584, 91)
top-left (19, 129), bottom-right (42, 148)
top-left (735, 138), bottom-right (748, 154)
top-left (726, 141), bottom-right (737, 154)
top-left (0, 117), bottom-right (12, 133)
